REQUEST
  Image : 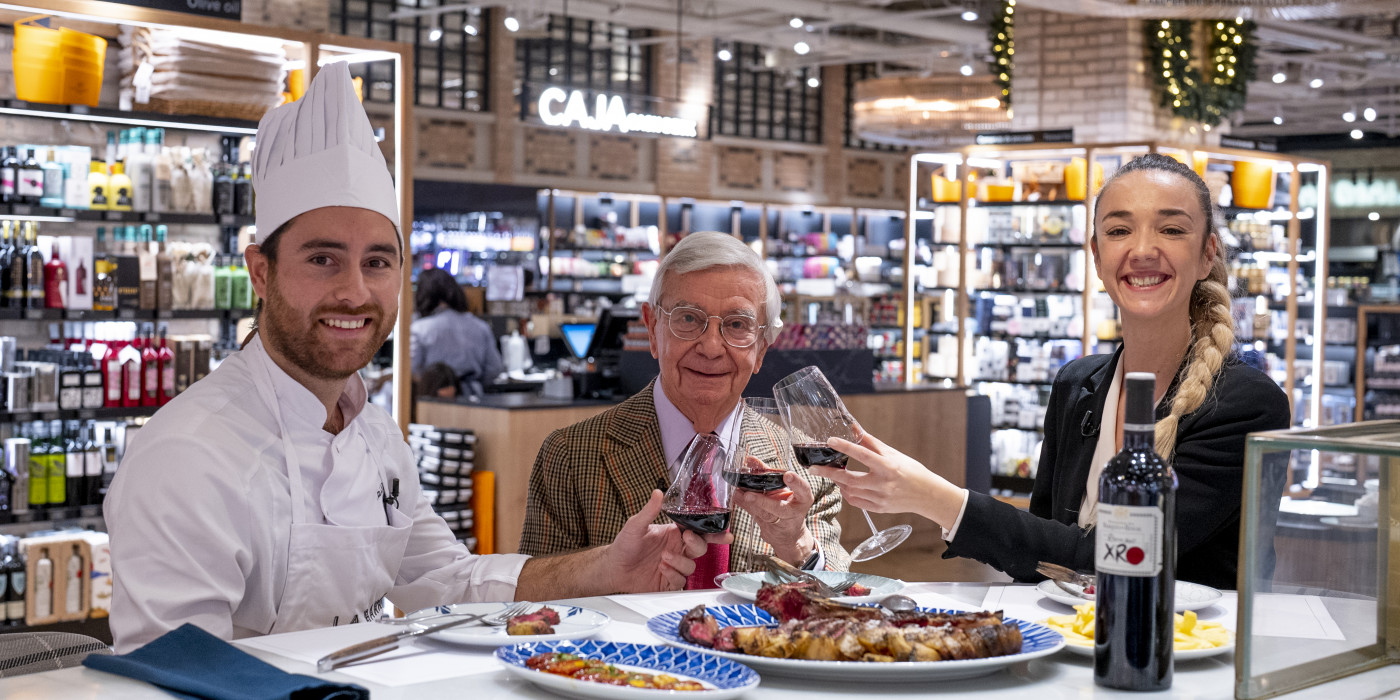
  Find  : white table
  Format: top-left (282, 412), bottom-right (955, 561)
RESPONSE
top-left (2, 583), bottom-right (1396, 700)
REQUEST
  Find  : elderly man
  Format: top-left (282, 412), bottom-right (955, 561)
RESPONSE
top-left (521, 232), bottom-right (848, 586)
top-left (104, 63), bottom-right (713, 653)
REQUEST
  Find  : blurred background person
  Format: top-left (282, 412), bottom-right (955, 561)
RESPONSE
top-left (411, 267), bottom-right (504, 399)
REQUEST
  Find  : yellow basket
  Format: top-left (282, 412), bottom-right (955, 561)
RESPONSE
top-left (12, 16), bottom-right (107, 106)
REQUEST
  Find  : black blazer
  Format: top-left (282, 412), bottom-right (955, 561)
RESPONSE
top-left (945, 347), bottom-right (1291, 590)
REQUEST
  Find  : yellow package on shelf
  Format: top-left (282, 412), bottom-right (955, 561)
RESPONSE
top-left (13, 15), bottom-right (107, 106)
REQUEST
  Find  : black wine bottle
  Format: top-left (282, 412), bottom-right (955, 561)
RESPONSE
top-left (1094, 371), bottom-right (1177, 691)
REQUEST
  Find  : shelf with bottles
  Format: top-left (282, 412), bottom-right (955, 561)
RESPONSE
top-left (0, 416), bottom-right (129, 523)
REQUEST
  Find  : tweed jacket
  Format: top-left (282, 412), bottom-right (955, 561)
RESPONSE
top-left (520, 381), bottom-right (851, 573)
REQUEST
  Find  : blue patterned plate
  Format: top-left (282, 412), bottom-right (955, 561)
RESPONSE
top-left (496, 640), bottom-right (760, 699)
top-left (647, 604), bottom-right (1064, 681)
top-left (404, 602), bottom-right (609, 647)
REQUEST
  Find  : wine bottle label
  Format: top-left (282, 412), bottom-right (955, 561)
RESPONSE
top-left (1095, 504), bottom-right (1163, 576)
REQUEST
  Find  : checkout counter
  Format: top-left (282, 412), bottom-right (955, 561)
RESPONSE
top-left (416, 347), bottom-right (989, 557)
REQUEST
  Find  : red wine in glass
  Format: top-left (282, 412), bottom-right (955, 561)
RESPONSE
top-left (663, 507), bottom-right (731, 534)
top-left (722, 468), bottom-right (787, 492)
top-left (792, 443), bottom-right (849, 469)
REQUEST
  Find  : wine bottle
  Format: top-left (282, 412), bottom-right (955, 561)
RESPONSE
top-left (157, 328), bottom-right (175, 405)
top-left (17, 149), bottom-right (44, 206)
top-left (34, 548), bottom-right (52, 618)
top-left (81, 423), bottom-right (103, 506)
top-left (65, 544), bottom-right (83, 615)
top-left (141, 328), bottom-right (159, 407)
top-left (23, 223), bottom-right (45, 309)
top-left (64, 421), bottom-right (84, 507)
top-left (0, 221), bottom-right (16, 307)
top-left (44, 240), bottom-right (68, 309)
top-left (1094, 371), bottom-right (1177, 691)
top-left (0, 147), bottom-right (18, 204)
top-left (28, 423), bottom-right (48, 509)
top-left (45, 420), bottom-right (66, 508)
top-left (0, 543), bottom-right (23, 625)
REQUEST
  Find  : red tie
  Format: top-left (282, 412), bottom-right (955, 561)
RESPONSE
top-left (687, 542), bottom-right (730, 590)
top-left (680, 432), bottom-right (729, 590)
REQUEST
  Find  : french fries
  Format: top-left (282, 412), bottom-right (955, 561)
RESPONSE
top-left (1043, 604), bottom-right (1233, 651)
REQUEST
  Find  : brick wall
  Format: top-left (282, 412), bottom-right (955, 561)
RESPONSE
top-left (1010, 8), bottom-right (1222, 146)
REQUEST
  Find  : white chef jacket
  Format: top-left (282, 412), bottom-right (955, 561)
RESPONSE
top-left (105, 335), bottom-right (528, 653)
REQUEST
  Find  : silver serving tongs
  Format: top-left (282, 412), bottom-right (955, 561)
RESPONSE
top-left (1036, 561), bottom-right (1096, 600)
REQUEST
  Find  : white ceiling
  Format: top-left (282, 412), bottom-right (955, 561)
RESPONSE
top-left (419, 0), bottom-right (1400, 139)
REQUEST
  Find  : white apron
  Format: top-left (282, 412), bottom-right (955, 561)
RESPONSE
top-left (249, 352), bottom-right (414, 634)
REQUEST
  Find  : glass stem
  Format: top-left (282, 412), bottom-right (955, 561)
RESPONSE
top-left (861, 509), bottom-right (880, 535)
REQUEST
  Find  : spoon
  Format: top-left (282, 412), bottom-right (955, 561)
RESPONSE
top-left (879, 594), bottom-right (917, 613)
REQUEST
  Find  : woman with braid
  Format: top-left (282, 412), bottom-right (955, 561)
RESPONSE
top-left (814, 153), bottom-right (1290, 589)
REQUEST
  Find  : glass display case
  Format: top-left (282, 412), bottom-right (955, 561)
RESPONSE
top-left (1239, 422), bottom-right (1398, 698)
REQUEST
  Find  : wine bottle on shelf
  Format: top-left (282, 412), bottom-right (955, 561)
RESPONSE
top-left (102, 333), bottom-right (122, 407)
top-left (81, 423), bottom-right (102, 506)
top-left (0, 543), bottom-right (23, 626)
top-left (233, 162), bottom-right (253, 217)
top-left (157, 328), bottom-right (175, 405)
top-left (64, 544), bottom-right (83, 615)
top-left (0, 147), bottom-right (18, 204)
top-left (119, 333), bottom-right (142, 408)
top-left (27, 423), bottom-right (48, 510)
top-left (17, 149), bottom-right (44, 206)
top-left (43, 240), bottom-right (68, 309)
top-left (154, 225), bottom-right (173, 311)
top-left (33, 548), bottom-right (52, 619)
top-left (141, 328), bottom-right (159, 407)
top-left (0, 221), bottom-right (17, 307)
top-left (45, 420), bottom-right (66, 508)
top-left (23, 223), bottom-right (45, 309)
top-left (1094, 371), bottom-right (1177, 691)
top-left (64, 421), bottom-right (84, 507)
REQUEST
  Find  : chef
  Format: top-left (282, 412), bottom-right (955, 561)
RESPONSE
top-left (104, 62), bottom-right (716, 654)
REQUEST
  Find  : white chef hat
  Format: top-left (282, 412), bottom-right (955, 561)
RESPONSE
top-left (251, 61), bottom-right (400, 243)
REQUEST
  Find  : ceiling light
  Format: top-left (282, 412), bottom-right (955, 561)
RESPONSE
top-left (1343, 110), bottom-right (1356, 122)
top-left (1364, 107), bottom-right (1377, 121)
top-left (1271, 72), bottom-right (1286, 83)
top-left (1203, 123), bottom-right (1211, 131)
top-left (717, 48), bottom-right (732, 61)
top-left (1370, 212), bottom-right (1381, 221)
top-left (1309, 78), bottom-right (1323, 88)
top-left (1273, 116), bottom-right (1283, 125)
top-left (1351, 129), bottom-right (1364, 139)
top-left (794, 41), bottom-right (810, 55)
top-left (962, 10), bottom-right (979, 20)
top-left (790, 17), bottom-right (804, 28)
top-left (504, 16), bottom-right (520, 32)
top-left (464, 22), bottom-right (478, 36)
top-left (807, 76), bottom-right (820, 88)
top-left (960, 64), bottom-right (974, 76)
top-left (428, 22), bottom-right (442, 42)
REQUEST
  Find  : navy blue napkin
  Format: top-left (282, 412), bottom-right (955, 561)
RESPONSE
top-left (82, 623), bottom-right (369, 700)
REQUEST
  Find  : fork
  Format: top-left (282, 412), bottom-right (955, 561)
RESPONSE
top-left (319, 601), bottom-right (535, 672)
top-left (378, 601), bottom-right (534, 626)
top-left (766, 556), bottom-right (861, 597)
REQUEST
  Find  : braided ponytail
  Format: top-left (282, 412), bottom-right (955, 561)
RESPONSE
top-left (1093, 153), bottom-right (1235, 461)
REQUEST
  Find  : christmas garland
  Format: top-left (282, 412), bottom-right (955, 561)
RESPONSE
top-left (1145, 18), bottom-right (1258, 127)
top-left (988, 0), bottom-right (1014, 109)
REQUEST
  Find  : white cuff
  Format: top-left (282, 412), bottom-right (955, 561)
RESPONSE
top-left (940, 488), bottom-right (971, 542)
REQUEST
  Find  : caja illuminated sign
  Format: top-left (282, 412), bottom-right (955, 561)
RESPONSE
top-left (537, 87), bottom-right (698, 138)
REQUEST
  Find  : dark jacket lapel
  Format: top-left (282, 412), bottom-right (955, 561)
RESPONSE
top-left (1057, 346), bottom-right (1122, 512)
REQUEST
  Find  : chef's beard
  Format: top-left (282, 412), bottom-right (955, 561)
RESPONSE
top-left (258, 281), bottom-right (393, 382)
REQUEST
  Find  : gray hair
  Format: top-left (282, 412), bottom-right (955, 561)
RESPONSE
top-left (647, 231), bottom-right (783, 343)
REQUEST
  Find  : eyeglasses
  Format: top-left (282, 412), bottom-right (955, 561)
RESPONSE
top-left (657, 304), bottom-right (766, 348)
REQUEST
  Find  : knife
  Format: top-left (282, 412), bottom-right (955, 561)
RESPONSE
top-left (316, 610), bottom-right (495, 673)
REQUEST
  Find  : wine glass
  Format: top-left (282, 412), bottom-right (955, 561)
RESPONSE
top-left (722, 397), bottom-right (794, 493)
top-left (662, 433), bottom-right (735, 534)
top-left (772, 365), bottom-right (912, 562)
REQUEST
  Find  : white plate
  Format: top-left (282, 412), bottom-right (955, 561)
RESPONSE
top-left (1036, 579), bottom-right (1223, 613)
top-left (647, 604), bottom-right (1064, 681)
top-left (405, 602), bottom-right (609, 647)
top-left (1056, 636), bottom-right (1234, 661)
top-left (496, 640), bottom-right (760, 700)
top-left (720, 571), bottom-right (905, 603)
top-left (1320, 515), bottom-right (1379, 530)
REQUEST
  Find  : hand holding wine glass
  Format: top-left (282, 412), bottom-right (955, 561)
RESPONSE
top-left (773, 366), bottom-right (911, 562)
top-left (662, 433), bottom-right (736, 535)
